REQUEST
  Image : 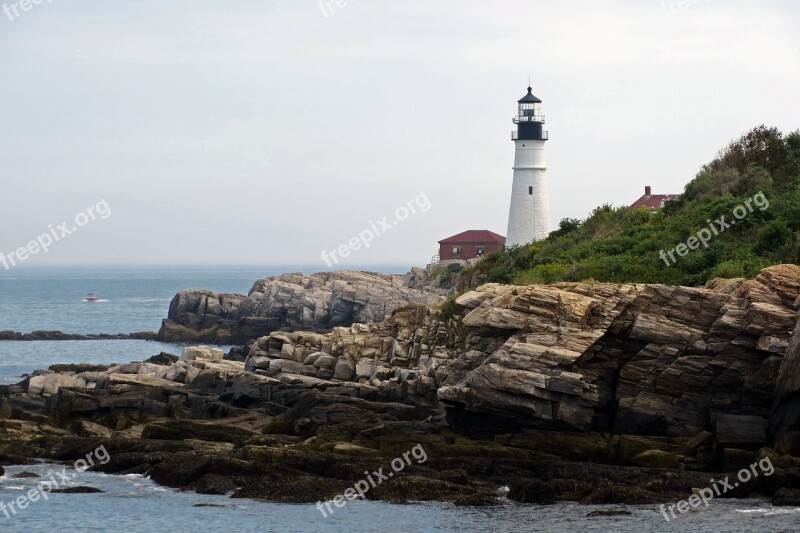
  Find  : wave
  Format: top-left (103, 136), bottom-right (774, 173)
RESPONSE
top-left (736, 507), bottom-right (800, 515)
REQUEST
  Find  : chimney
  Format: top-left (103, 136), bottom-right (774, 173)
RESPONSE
top-left (645, 186), bottom-right (652, 196)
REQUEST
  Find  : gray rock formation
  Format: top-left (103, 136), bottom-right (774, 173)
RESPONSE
top-left (158, 264), bottom-right (800, 454)
top-left (158, 269), bottom-right (447, 343)
top-left (5, 265), bottom-right (800, 506)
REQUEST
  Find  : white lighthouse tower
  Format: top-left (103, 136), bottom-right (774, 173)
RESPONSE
top-left (506, 85), bottom-right (551, 246)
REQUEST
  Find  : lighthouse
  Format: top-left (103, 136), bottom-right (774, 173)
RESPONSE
top-left (506, 85), bottom-right (551, 246)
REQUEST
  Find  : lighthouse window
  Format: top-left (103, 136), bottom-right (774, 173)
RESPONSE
top-left (528, 186), bottom-right (533, 195)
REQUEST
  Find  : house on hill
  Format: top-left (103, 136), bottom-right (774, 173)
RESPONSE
top-left (631, 186), bottom-right (681, 212)
top-left (433, 230), bottom-right (506, 265)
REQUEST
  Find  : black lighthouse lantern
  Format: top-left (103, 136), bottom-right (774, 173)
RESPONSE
top-left (512, 86), bottom-right (548, 141)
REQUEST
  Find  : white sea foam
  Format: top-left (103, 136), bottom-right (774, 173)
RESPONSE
top-left (736, 507), bottom-right (800, 515)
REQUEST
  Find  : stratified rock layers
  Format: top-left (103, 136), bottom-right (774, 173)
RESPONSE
top-left (439, 265), bottom-right (800, 445)
top-left (158, 269), bottom-right (447, 344)
top-left (4, 265), bottom-right (800, 506)
top-left (153, 264), bottom-right (800, 447)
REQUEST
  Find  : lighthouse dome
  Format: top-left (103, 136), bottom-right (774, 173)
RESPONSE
top-left (518, 86), bottom-right (542, 103)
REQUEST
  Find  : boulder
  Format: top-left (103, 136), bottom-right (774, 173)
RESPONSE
top-left (772, 488), bottom-right (800, 506)
top-left (355, 358), bottom-right (376, 379)
top-left (51, 486), bottom-right (105, 494)
top-left (679, 431), bottom-right (714, 455)
top-left (630, 450), bottom-right (680, 469)
top-left (182, 345), bottom-right (224, 362)
top-left (29, 373), bottom-right (86, 396)
top-left (145, 352), bottom-right (180, 366)
top-left (333, 359), bottom-right (355, 381)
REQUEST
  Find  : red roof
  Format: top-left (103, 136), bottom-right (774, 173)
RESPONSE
top-left (631, 187), bottom-right (680, 210)
top-left (631, 194), bottom-right (680, 210)
top-left (439, 230), bottom-right (506, 244)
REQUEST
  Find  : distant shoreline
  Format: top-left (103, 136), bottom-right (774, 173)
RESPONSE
top-left (0, 330), bottom-right (159, 342)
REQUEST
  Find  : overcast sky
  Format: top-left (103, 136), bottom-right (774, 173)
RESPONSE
top-left (1, 0), bottom-right (798, 269)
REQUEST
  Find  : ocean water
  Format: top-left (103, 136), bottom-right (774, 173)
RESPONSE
top-left (0, 266), bottom-right (797, 532)
top-left (0, 265), bottom-right (405, 383)
top-left (0, 464), bottom-right (797, 533)
top-left (0, 339), bottom-right (195, 385)
top-left (0, 265), bottom-right (357, 335)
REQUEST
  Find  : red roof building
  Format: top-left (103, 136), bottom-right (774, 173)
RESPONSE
top-left (631, 186), bottom-right (680, 211)
top-left (438, 230), bottom-right (506, 261)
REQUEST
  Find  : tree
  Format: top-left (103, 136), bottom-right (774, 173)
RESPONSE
top-left (715, 125), bottom-right (788, 176)
top-left (548, 218), bottom-right (582, 240)
top-left (786, 130), bottom-right (800, 153)
top-left (755, 221), bottom-right (793, 256)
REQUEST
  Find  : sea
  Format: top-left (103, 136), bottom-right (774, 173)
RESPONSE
top-left (0, 266), bottom-right (798, 532)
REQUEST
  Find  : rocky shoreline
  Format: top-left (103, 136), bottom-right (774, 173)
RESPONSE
top-left (0, 331), bottom-right (158, 341)
top-left (1, 265), bottom-right (800, 509)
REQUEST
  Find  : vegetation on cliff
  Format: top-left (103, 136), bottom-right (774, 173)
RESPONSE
top-left (461, 126), bottom-right (800, 288)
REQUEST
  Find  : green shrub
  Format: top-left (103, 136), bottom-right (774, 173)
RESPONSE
top-left (755, 221), bottom-right (793, 256)
top-left (710, 260), bottom-right (745, 279)
top-left (486, 266), bottom-right (514, 284)
top-left (439, 297), bottom-right (461, 322)
top-left (514, 263), bottom-right (571, 285)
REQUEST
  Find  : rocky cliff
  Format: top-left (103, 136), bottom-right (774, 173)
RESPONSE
top-left (440, 266), bottom-right (800, 448)
top-left (234, 264), bottom-right (800, 454)
top-left (157, 269), bottom-right (447, 344)
top-left (3, 264), bottom-right (800, 507)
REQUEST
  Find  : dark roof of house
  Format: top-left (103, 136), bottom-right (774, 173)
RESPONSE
top-left (631, 193), bottom-right (681, 210)
top-left (439, 230), bottom-right (506, 244)
top-left (518, 86), bottom-right (542, 104)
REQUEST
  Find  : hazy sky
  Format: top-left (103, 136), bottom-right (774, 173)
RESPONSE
top-left (1, 0), bottom-right (798, 269)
